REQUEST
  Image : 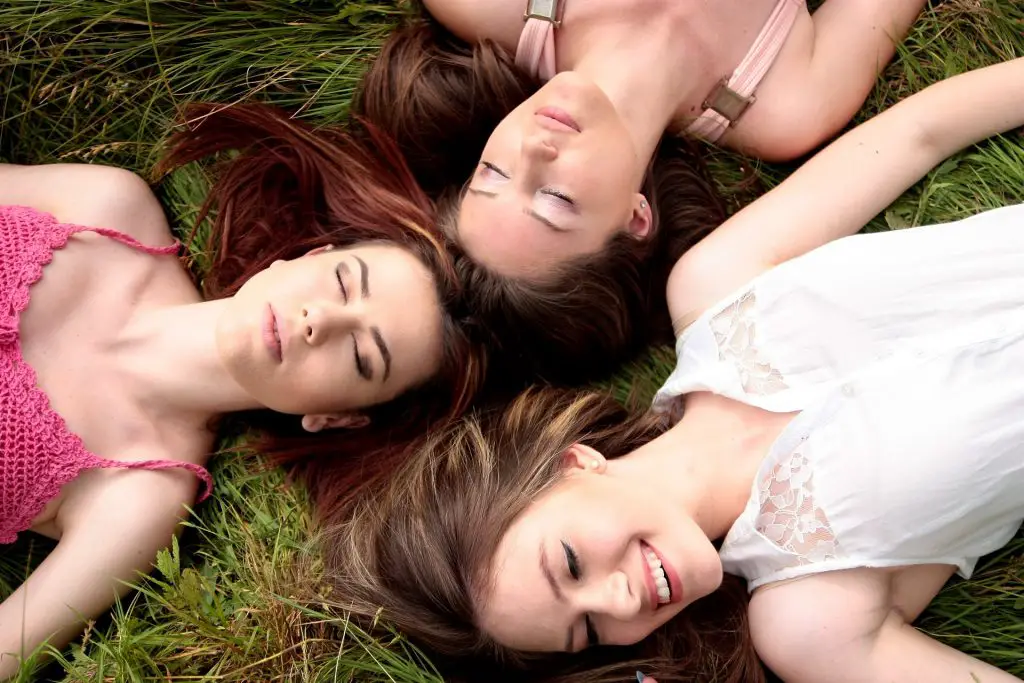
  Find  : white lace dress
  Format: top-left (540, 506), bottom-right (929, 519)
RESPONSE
top-left (653, 203), bottom-right (1024, 590)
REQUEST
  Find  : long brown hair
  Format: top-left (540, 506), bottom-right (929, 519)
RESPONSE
top-left (353, 19), bottom-right (541, 200)
top-left (451, 136), bottom-right (725, 387)
top-left (357, 21), bottom-right (726, 386)
top-left (326, 387), bottom-right (763, 683)
top-left (156, 102), bottom-right (485, 517)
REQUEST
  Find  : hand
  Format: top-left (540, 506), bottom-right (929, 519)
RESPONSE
top-left (636, 672), bottom-right (657, 683)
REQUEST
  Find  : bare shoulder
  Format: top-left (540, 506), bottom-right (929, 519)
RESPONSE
top-left (748, 568), bottom-right (892, 679)
top-left (1, 163), bottom-right (173, 245)
top-left (421, 0), bottom-right (523, 46)
top-left (55, 448), bottom-right (205, 541)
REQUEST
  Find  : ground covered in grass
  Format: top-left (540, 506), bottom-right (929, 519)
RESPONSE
top-left (1, 0), bottom-right (1023, 680)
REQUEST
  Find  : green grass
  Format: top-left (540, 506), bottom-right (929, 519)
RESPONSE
top-left (1, 0), bottom-right (1023, 680)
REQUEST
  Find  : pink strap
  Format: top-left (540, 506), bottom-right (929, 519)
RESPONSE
top-left (72, 226), bottom-right (180, 256)
top-left (686, 0), bottom-right (803, 142)
top-left (66, 224), bottom-right (205, 500)
top-left (89, 455), bottom-right (214, 503)
top-left (516, 16), bottom-right (558, 81)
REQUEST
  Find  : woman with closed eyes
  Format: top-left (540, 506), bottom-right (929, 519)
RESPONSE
top-left (328, 57), bottom-right (1024, 682)
top-left (347, 0), bottom-right (926, 385)
top-left (0, 103), bottom-right (482, 679)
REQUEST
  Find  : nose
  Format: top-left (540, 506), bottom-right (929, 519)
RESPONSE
top-left (301, 300), bottom-right (363, 346)
top-left (579, 571), bottom-right (642, 622)
top-left (522, 132), bottom-right (559, 164)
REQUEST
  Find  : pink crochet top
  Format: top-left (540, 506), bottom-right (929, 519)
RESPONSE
top-left (0, 205), bottom-right (213, 544)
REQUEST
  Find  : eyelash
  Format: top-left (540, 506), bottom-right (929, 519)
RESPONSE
top-left (562, 540), bottom-right (581, 579)
top-left (562, 541), bottom-right (600, 648)
top-left (541, 188), bottom-right (576, 209)
top-left (480, 161), bottom-right (508, 178)
top-left (352, 335), bottom-right (371, 381)
top-left (336, 265), bottom-right (349, 303)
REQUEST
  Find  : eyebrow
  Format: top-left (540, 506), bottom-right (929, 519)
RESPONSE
top-left (354, 255), bottom-right (369, 297)
top-left (540, 543), bottom-right (574, 653)
top-left (465, 187), bottom-right (568, 234)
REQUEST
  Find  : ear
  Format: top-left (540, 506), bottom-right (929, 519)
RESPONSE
top-left (560, 443), bottom-right (608, 475)
top-left (301, 412), bottom-right (370, 433)
top-left (626, 193), bottom-right (653, 239)
top-left (303, 244), bottom-right (336, 258)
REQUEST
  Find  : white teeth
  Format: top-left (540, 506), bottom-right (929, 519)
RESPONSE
top-left (644, 547), bottom-right (672, 604)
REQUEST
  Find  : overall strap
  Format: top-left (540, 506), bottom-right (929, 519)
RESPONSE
top-left (516, 0), bottom-right (562, 81)
top-left (686, 0), bottom-right (803, 142)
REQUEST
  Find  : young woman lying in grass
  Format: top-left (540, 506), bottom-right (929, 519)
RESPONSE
top-left (0, 105), bottom-right (482, 679)
top-left (331, 57), bottom-right (1024, 682)
top-left (349, 0), bottom-right (926, 384)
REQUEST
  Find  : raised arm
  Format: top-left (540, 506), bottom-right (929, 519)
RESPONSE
top-left (668, 57), bottom-right (1024, 330)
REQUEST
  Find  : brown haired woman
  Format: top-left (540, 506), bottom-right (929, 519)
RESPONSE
top-left (354, 0), bottom-right (926, 385)
top-left (330, 58), bottom-right (1024, 682)
top-left (0, 105), bottom-right (482, 678)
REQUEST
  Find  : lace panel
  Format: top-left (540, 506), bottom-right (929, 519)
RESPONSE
top-left (710, 290), bottom-right (788, 395)
top-left (755, 448), bottom-right (841, 564)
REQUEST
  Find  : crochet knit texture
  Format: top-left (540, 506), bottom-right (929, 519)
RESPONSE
top-left (1, 205), bottom-right (212, 544)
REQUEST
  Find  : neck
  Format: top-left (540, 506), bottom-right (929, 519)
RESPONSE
top-left (611, 396), bottom-right (782, 540)
top-left (563, 17), bottom-right (697, 173)
top-left (116, 299), bottom-right (261, 420)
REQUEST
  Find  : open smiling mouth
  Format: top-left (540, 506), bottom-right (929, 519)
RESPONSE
top-left (644, 547), bottom-right (672, 605)
top-left (641, 540), bottom-right (683, 610)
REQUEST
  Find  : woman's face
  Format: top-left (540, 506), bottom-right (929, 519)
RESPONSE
top-left (215, 243), bottom-right (444, 428)
top-left (458, 72), bottom-right (652, 281)
top-left (477, 446), bottom-right (723, 653)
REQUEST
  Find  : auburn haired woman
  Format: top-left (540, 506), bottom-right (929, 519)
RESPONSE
top-left (0, 104), bottom-right (482, 678)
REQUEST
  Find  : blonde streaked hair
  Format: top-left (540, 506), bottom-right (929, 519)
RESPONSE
top-left (324, 386), bottom-right (763, 683)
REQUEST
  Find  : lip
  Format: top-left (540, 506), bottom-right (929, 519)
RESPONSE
top-left (263, 304), bottom-right (283, 363)
top-left (640, 541), bottom-right (684, 611)
top-left (535, 106), bottom-right (581, 133)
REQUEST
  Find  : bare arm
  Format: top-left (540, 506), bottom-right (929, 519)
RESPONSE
top-left (728, 0), bottom-right (928, 161)
top-left (0, 468), bottom-right (195, 680)
top-left (668, 57), bottom-right (1024, 330)
top-left (0, 163), bottom-right (171, 244)
top-left (750, 572), bottom-right (1021, 683)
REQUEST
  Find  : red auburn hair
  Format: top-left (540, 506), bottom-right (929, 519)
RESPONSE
top-left (156, 102), bottom-right (484, 516)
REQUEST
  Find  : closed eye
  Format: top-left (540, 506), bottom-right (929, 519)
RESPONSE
top-left (336, 263), bottom-right (349, 303)
top-left (541, 188), bottom-right (576, 209)
top-left (480, 161), bottom-right (509, 179)
top-left (562, 540), bottom-right (580, 580)
top-left (352, 334), bottom-right (371, 380)
top-left (585, 615), bottom-right (600, 648)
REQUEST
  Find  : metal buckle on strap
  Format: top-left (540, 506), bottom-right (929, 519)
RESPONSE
top-left (703, 78), bottom-right (756, 124)
top-left (524, 0), bottom-right (561, 27)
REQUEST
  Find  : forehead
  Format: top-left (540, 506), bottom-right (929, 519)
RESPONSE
top-left (480, 508), bottom-right (568, 652)
top-left (458, 192), bottom-right (567, 279)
